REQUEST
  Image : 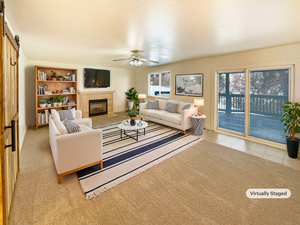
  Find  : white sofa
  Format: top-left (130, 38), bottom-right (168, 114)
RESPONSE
top-left (49, 109), bottom-right (103, 184)
top-left (139, 100), bottom-right (198, 134)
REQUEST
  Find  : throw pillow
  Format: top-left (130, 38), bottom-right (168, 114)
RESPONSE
top-left (64, 119), bottom-right (81, 133)
top-left (147, 100), bottom-right (159, 110)
top-left (181, 104), bottom-right (191, 111)
top-left (58, 109), bottom-right (74, 121)
top-left (165, 102), bottom-right (178, 113)
top-left (53, 118), bottom-right (68, 135)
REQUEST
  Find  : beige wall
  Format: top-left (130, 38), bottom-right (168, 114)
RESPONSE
top-left (25, 60), bottom-right (135, 126)
top-left (135, 43), bottom-right (300, 130)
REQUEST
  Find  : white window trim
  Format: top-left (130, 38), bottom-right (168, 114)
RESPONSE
top-left (148, 71), bottom-right (171, 98)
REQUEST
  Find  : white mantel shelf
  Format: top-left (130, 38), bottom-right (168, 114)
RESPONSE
top-left (78, 88), bottom-right (116, 94)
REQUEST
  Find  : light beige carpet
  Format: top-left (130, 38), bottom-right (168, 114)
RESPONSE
top-left (9, 115), bottom-right (300, 224)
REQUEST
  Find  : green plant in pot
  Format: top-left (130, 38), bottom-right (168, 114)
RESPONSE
top-left (39, 99), bottom-right (47, 108)
top-left (125, 87), bottom-right (139, 110)
top-left (126, 110), bottom-right (139, 126)
top-left (51, 71), bottom-right (57, 81)
top-left (46, 97), bottom-right (53, 107)
top-left (281, 101), bottom-right (300, 158)
top-left (58, 75), bottom-right (64, 81)
top-left (52, 98), bottom-right (58, 107)
top-left (56, 95), bottom-right (64, 106)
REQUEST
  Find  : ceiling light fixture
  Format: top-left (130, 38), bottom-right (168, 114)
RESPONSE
top-left (129, 59), bottom-right (143, 67)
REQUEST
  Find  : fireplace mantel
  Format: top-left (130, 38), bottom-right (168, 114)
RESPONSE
top-left (79, 88), bottom-right (115, 117)
top-left (78, 88), bottom-right (116, 94)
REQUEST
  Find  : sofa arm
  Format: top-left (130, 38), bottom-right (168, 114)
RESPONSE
top-left (75, 110), bottom-right (82, 119)
top-left (181, 107), bottom-right (198, 130)
top-left (54, 129), bottom-right (103, 174)
top-left (139, 103), bottom-right (147, 117)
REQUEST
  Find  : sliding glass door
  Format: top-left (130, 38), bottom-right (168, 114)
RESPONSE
top-left (218, 68), bottom-right (290, 144)
top-left (249, 69), bottom-right (289, 143)
top-left (218, 72), bottom-right (245, 134)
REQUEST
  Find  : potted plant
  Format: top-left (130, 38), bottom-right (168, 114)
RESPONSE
top-left (58, 75), bottom-right (64, 81)
top-left (125, 87), bottom-right (139, 110)
top-left (51, 71), bottom-right (57, 81)
top-left (126, 110), bottom-right (139, 126)
top-left (39, 99), bottom-right (47, 108)
top-left (64, 73), bottom-right (70, 81)
top-left (53, 99), bottom-right (58, 107)
top-left (46, 97), bottom-right (53, 107)
top-left (56, 95), bottom-right (64, 106)
top-left (281, 101), bottom-right (300, 158)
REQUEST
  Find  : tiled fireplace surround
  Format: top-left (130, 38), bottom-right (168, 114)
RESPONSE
top-left (78, 89), bottom-right (115, 118)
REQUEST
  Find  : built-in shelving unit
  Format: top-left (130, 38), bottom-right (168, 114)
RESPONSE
top-left (35, 66), bottom-right (78, 130)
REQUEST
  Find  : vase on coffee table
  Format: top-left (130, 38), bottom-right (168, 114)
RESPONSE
top-left (130, 117), bottom-right (137, 126)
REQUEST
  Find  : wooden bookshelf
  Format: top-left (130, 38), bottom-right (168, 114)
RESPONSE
top-left (35, 66), bottom-right (78, 129)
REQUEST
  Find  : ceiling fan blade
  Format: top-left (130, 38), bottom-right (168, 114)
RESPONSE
top-left (121, 60), bottom-right (132, 65)
top-left (113, 58), bottom-right (131, 62)
top-left (143, 59), bottom-right (159, 64)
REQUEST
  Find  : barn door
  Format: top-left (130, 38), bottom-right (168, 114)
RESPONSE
top-left (0, 13), bottom-right (20, 224)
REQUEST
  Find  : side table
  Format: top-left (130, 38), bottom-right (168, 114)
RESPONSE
top-left (191, 115), bottom-right (206, 135)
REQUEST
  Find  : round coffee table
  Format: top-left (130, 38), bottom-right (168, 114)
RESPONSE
top-left (117, 120), bottom-right (148, 141)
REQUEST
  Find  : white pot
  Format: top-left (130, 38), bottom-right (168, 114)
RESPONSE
top-left (46, 104), bottom-right (51, 107)
top-left (39, 103), bottom-right (46, 108)
top-left (57, 102), bottom-right (62, 106)
top-left (53, 103), bottom-right (58, 107)
top-left (128, 101), bottom-right (134, 110)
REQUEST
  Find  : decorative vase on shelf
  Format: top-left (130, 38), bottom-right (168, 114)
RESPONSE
top-left (39, 103), bottom-right (46, 108)
top-left (128, 101), bottom-right (133, 110)
top-left (57, 102), bottom-right (62, 106)
top-left (130, 117), bottom-right (137, 126)
top-left (46, 104), bottom-right (51, 107)
top-left (53, 102), bottom-right (58, 107)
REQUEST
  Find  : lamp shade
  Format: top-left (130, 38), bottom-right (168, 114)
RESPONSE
top-left (194, 98), bottom-right (204, 106)
top-left (138, 94), bottom-right (146, 99)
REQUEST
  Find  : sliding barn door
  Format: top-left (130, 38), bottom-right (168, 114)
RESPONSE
top-left (0, 14), bottom-right (20, 224)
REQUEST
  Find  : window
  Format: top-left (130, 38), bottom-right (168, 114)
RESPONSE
top-left (148, 71), bottom-right (170, 97)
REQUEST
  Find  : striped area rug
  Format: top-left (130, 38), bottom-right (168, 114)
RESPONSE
top-left (77, 121), bottom-right (202, 199)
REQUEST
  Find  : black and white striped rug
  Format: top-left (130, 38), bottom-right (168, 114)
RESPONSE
top-left (77, 121), bottom-right (202, 199)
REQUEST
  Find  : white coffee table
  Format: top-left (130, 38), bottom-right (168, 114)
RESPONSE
top-left (117, 120), bottom-right (148, 141)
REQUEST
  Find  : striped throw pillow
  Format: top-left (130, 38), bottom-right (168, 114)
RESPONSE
top-left (64, 119), bottom-right (81, 133)
top-left (181, 104), bottom-right (191, 111)
top-left (165, 102), bottom-right (178, 113)
top-left (58, 109), bottom-right (74, 121)
top-left (147, 100), bottom-right (159, 109)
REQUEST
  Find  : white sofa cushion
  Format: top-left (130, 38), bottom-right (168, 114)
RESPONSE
top-left (149, 110), bottom-right (168, 119)
top-left (141, 109), bottom-right (157, 116)
top-left (73, 118), bottom-right (92, 128)
top-left (158, 100), bottom-right (167, 110)
top-left (177, 101), bottom-right (192, 114)
top-left (161, 113), bottom-right (181, 125)
top-left (51, 109), bottom-right (60, 121)
top-left (53, 118), bottom-right (68, 135)
top-left (79, 125), bottom-right (93, 132)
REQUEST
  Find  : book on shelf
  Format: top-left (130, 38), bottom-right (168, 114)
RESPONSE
top-left (37, 70), bottom-right (47, 81)
top-left (37, 86), bottom-right (45, 95)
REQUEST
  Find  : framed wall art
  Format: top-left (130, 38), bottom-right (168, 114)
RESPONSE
top-left (175, 73), bottom-right (203, 97)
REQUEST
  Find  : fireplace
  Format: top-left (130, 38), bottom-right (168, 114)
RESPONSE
top-left (89, 99), bottom-right (107, 117)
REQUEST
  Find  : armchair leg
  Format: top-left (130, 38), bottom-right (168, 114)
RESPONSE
top-left (58, 174), bottom-right (62, 184)
top-left (100, 160), bottom-right (103, 169)
top-left (183, 130), bottom-right (186, 135)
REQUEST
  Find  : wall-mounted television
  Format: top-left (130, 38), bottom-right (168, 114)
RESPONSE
top-left (84, 68), bottom-right (110, 88)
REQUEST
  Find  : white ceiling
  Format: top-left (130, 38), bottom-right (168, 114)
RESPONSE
top-left (5, 0), bottom-right (300, 68)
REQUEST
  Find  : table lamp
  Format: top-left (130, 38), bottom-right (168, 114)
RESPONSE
top-left (138, 94), bottom-right (146, 103)
top-left (194, 98), bottom-right (204, 115)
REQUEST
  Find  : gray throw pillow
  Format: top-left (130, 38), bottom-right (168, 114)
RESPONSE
top-left (58, 109), bottom-right (74, 121)
top-left (64, 119), bottom-right (81, 133)
top-left (182, 104), bottom-right (191, 111)
top-left (147, 100), bottom-right (159, 110)
top-left (165, 102), bottom-right (177, 113)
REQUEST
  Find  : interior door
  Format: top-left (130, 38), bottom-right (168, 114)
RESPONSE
top-left (0, 16), bottom-right (20, 224)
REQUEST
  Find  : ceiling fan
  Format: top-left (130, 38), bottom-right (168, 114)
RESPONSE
top-left (113, 50), bottom-right (159, 67)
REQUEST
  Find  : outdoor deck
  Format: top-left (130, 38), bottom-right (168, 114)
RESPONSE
top-left (218, 112), bottom-right (286, 143)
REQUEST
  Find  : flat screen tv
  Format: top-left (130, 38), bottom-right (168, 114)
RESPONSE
top-left (84, 68), bottom-right (110, 88)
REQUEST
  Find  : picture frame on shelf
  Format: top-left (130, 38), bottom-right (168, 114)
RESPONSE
top-left (175, 73), bottom-right (203, 97)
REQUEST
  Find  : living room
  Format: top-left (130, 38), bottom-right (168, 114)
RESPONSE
top-left (1, 0), bottom-right (300, 224)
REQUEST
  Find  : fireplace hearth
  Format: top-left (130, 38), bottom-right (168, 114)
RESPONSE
top-left (89, 99), bottom-right (107, 117)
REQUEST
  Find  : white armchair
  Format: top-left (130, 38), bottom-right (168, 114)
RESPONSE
top-left (49, 110), bottom-right (103, 184)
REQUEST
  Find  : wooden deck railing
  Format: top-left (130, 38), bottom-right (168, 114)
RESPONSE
top-left (218, 93), bottom-right (288, 116)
